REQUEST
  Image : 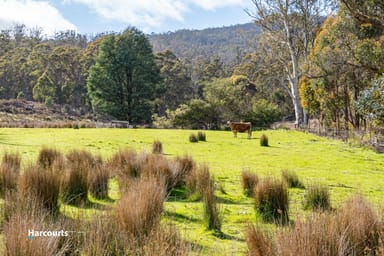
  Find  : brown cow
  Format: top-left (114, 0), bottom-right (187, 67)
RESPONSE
top-left (227, 121), bottom-right (252, 139)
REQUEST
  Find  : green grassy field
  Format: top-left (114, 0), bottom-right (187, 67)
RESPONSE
top-left (0, 128), bottom-right (383, 255)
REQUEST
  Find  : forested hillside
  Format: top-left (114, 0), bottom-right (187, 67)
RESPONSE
top-left (149, 23), bottom-right (260, 77)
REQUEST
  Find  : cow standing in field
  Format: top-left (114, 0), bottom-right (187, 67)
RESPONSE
top-left (227, 121), bottom-right (252, 139)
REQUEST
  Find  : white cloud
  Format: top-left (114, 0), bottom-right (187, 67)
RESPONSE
top-left (64, 0), bottom-right (249, 30)
top-left (64, 0), bottom-right (189, 29)
top-left (0, 0), bottom-right (76, 36)
top-left (190, 0), bottom-right (249, 11)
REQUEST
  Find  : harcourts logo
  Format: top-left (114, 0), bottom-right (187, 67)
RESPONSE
top-left (27, 229), bottom-right (69, 240)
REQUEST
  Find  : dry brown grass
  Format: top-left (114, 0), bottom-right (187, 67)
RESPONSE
top-left (254, 178), bottom-right (289, 225)
top-left (88, 163), bottom-right (110, 199)
top-left (241, 169), bottom-right (259, 197)
top-left (0, 151), bottom-right (21, 196)
top-left (152, 139), bottom-right (164, 154)
top-left (37, 147), bottom-right (64, 170)
top-left (2, 193), bottom-right (72, 256)
top-left (61, 149), bottom-right (96, 205)
top-left (247, 195), bottom-right (383, 256)
top-left (114, 176), bottom-right (166, 241)
top-left (246, 225), bottom-right (274, 256)
top-left (18, 164), bottom-right (61, 214)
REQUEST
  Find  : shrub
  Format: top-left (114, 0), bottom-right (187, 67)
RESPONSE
top-left (281, 170), bottom-right (304, 188)
top-left (152, 140), bottom-right (163, 154)
top-left (37, 147), bottom-right (63, 170)
top-left (260, 134), bottom-right (269, 147)
top-left (189, 133), bottom-right (198, 143)
top-left (0, 152), bottom-right (21, 196)
top-left (88, 163), bottom-right (109, 199)
top-left (246, 225), bottom-right (274, 256)
top-left (303, 184), bottom-right (330, 211)
top-left (18, 165), bottom-right (61, 214)
top-left (241, 169), bottom-right (259, 197)
top-left (72, 123), bottom-right (80, 129)
top-left (254, 178), bottom-right (289, 224)
top-left (197, 131), bottom-right (206, 141)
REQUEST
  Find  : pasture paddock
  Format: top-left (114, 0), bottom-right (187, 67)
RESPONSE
top-left (0, 128), bottom-right (383, 254)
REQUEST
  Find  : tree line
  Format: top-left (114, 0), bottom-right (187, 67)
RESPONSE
top-left (0, 0), bottom-right (383, 131)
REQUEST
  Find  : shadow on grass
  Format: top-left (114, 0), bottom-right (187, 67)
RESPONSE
top-left (213, 230), bottom-right (245, 242)
top-left (165, 210), bottom-right (200, 223)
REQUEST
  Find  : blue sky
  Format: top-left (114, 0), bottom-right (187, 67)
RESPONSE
top-left (0, 0), bottom-right (255, 36)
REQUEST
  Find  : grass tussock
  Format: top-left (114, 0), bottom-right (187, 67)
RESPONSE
top-left (37, 147), bottom-right (64, 170)
top-left (241, 169), bottom-right (259, 197)
top-left (199, 164), bottom-right (221, 232)
top-left (2, 192), bottom-right (73, 256)
top-left (173, 154), bottom-right (196, 188)
top-left (189, 133), bottom-right (198, 143)
top-left (246, 225), bottom-right (274, 256)
top-left (61, 150), bottom-right (95, 205)
top-left (254, 178), bottom-right (289, 225)
top-left (152, 140), bottom-right (163, 154)
top-left (197, 131), bottom-right (206, 141)
top-left (246, 195), bottom-right (383, 256)
top-left (260, 134), bottom-right (269, 147)
top-left (281, 170), bottom-right (304, 189)
top-left (114, 177), bottom-right (166, 241)
top-left (276, 195), bottom-right (382, 256)
top-left (303, 184), bottom-right (331, 211)
top-left (109, 149), bottom-right (141, 185)
top-left (0, 151), bottom-right (21, 196)
top-left (18, 165), bottom-right (61, 214)
top-left (88, 163), bottom-right (109, 199)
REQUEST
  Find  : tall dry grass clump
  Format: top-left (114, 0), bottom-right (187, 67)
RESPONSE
top-left (152, 140), bottom-right (163, 154)
top-left (109, 149), bottom-right (142, 189)
top-left (88, 163), bottom-right (109, 199)
top-left (246, 225), bottom-right (274, 256)
top-left (335, 195), bottom-right (382, 255)
top-left (194, 164), bottom-right (222, 231)
top-left (254, 178), bottom-right (289, 225)
top-left (185, 163), bottom-right (211, 200)
top-left (247, 195), bottom-right (383, 256)
top-left (3, 193), bottom-right (72, 256)
top-left (141, 154), bottom-right (175, 192)
top-left (173, 154), bottom-right (195, 187)
top-left (303, 183), bottom-right (330, 211)
top-left (114, 177), bottom-right (166, 242)
top-left (241, 169), bottom-right (259, 197)
top-left (18, 164), bottom-right (61, 214)
top-left (37, 147), bottom-right (64, 170)
top-left (61, 150), bottom-right (95, 205)
top-left (0, 151), bottom-right (21, 196)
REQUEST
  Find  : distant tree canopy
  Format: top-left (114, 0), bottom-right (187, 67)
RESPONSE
top-left (87, 28), bottom-right (162, 124)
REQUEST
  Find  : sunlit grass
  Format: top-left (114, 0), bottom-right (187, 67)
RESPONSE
top-left (0, 128), bottom-right (383, 254)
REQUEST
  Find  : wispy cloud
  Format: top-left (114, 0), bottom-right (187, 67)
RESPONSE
top-left (64, 0), bottom-right (249, 30)
top-left (191, 0), bottom-right (249, 11)
top-left (0, 0), bottom-right (77, 36)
